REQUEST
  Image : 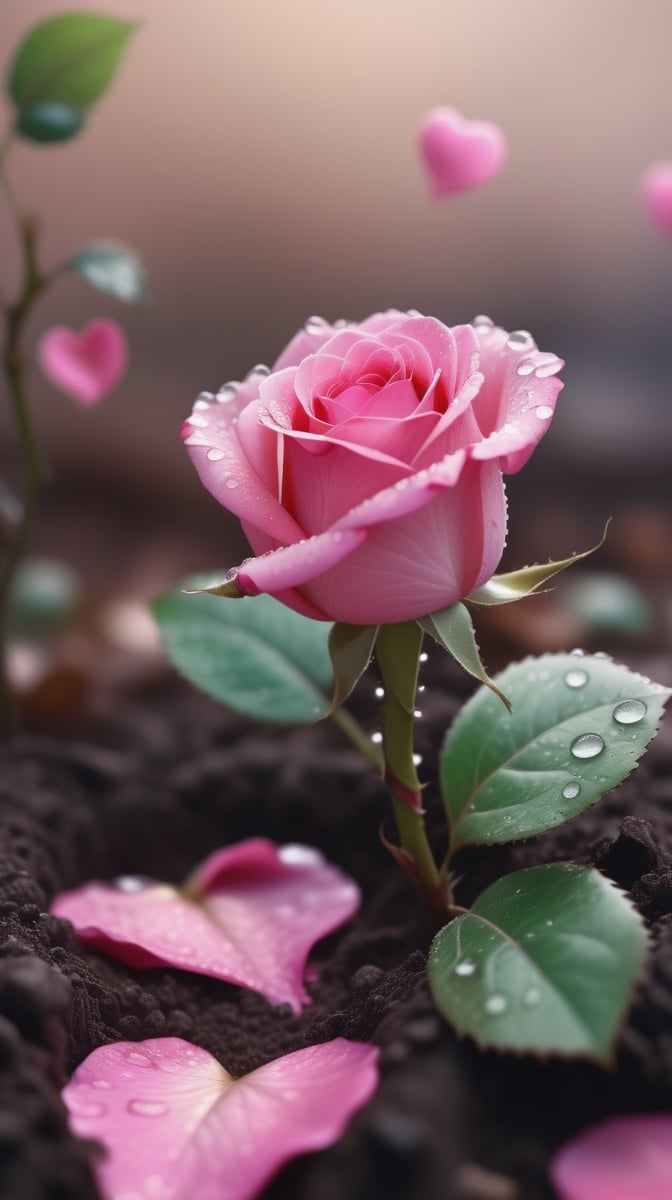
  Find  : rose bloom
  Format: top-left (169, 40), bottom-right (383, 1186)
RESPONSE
top-left (182, 312), bottom-right (562, 626)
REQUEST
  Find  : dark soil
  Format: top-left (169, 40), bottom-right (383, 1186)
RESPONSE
top-left (1, 653), bottom-right (672, 1200)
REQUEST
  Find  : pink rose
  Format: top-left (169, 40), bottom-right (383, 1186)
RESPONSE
top-left (182, 312), bottom-right (562, 625)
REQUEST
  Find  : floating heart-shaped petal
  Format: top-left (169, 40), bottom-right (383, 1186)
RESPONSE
top-left (641, 162), bottom-right (672, 238)
top-left (63, 1036), bottom-right (379, 1200)
top-left (38, 318), bottom-right (127, 405)
top-left (551, 1115), bottom-right (672, 1200)
top-left (51, 839), bottom-right (360, 1011)
top-left (417, 106), bottom-right (507, 198)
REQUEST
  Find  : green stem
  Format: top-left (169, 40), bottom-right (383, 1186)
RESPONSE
top-left (330, 704), bottom-right (384, 772)
top-left (376, 622), bottom-right (446, 919)
top-left (0, 144), bottom-right (50, 732)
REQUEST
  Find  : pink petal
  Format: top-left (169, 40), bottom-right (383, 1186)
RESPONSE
top-left (417, 106), bottom-right (507, 198)
top-left (38, 319), bottom-right (127, 406)
top-left (236, 527), bottom-right (367, 601)
top-left (182, 377), bottom-right (305, 546)
top-left (551, 1115), bottom-right (672, 1200)
top-left (51, 840), bottom-right (360, 1012)
top-left (63, 1036), bottom-right (379, 1200)
top-left (640, 162), bottom-right (672, 238)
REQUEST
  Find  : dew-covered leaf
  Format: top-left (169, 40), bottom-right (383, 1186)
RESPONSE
top-left (152, 580), bottom-right (333, 724)
top-left (63, 1036), bottom-right (379, 1200)
top-left (428, 864), bottom-right (648, 1061)
top-left (71, 242), bottom-right (146, 304)
top-left (9, 13), bottom-right (135, 110)
top-left (441, 652), bottom-right (670, 848)
top-left (51, 839), bottom-right (359, 1012)
top-left (551, 1114), bottom-right (672, 1200)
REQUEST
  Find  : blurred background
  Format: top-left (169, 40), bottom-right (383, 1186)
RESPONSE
top-left (1, 0), bottom-right (671, 708)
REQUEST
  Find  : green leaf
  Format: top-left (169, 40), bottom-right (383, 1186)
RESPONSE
top-left (467, 523), bottom-right (610, 606)
top-left (71, 242), bottom-right (146, 304)
top-left (8, 558), bottom-right (80, 637)
top-left (327, 623), bottom-right (378, 714)
top-left (152, 575), bottom-right (334, 724)
top-left (16, 100), bottom-right (84, 143)
top-left (428, 864), bottom-right (648, 1061)
top-left (418, 603), bottom-right (510, 711)
top-left (8, 13), bottom-right (135, 110)
top-left (441, 652), bottom-right (670, 849)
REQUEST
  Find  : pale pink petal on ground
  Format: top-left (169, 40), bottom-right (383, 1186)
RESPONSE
top-left (640, 162), bottom-right (672, 237)
top-left (417, 107), bottom-right (507, 198)
top-left (551, 1115), bottom-right (672, 1200)
top-left (63, 1036), bottom-right (379, 1200)
top-left (39, 319), bottom-right (127, 406)
top-left (303, 459), bottom-right (505, 624)
top-left (183, 383), bottom-right (305, 546)
top-left (51, 840), bottom-right (360, 1012)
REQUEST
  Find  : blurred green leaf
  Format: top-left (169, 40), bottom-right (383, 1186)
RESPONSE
top-left (152, 575), bottom-right (334, 724)
top-left (71, 243), bottom-right (146, 303)
top-left (440, 652), bottom-right (670, 849)
top-left (9, 558), bottom-right (80, 637)
top-left (8, 13), bottom-right (135, 111)
top-left (428, 864), bottom-right (648, 1061)
top-left (16, 101), bottom-right (84, 143)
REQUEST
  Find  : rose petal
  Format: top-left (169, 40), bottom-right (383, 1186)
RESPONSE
top-left (38, 318), bottom-right (127, 406)
top-left (51, 839), bottom-right (360, 1012)
top-left (63, 1036), bottom-right (379, 1200)
top-left (551, 1115), bottom-right (672, 1200)
top-left (236, 527), bottom-right (367, 602)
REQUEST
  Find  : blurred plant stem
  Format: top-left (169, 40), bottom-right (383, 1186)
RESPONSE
top-left (0, 134), bottom-right (50, 733)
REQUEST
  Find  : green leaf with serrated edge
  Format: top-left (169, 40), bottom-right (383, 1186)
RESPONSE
top-left (418, 603), bottom-right (510, 712)
top-left (428, 864), bottom-right (648, 1061)
top-left (16, 101), bottom-right (84, 143)
top-left (441, 652), bottom-right (670, 850)
top-left (152, 576), bottom-right (333, 725)
top-left (467, 523), bottom-right (610, 606)
top-left (327, 623), bottom-right (378, 715)
top-left (9, 13), bottom-right (135, 110)
top-left (71, 243), bottom-right (146, 304)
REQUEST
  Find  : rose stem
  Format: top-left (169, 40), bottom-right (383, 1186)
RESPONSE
top-left (375, 621), bottom-right (447, 919)
top-left (0, 134), bottom-right (50, 733)
top-left (329, 705), bottom-right (384, 772)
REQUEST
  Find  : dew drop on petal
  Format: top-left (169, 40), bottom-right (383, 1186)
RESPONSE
top-left (128, 1099), bottom-right (169, 1117)
top-left (126, 1050), bottom-right (152, 1067)
top-left (115, 876), bottom-right (152, 893)
top-left (224, 478), bottom-right (239, 489)
top-left (472, 314), bottom-right (494, 330)
top-left (207, 448), bottom-right (225, 462)
top-left (516, 358), bottom-right (536, 376)
top-left (613, 699), bottom-right (647, 725)
top-left (564, 668), bottom-right (588, 689)
top-left (506, 330), bottom-right (533, 349)
top-left (535, 405), bottom-right (554, 420)
top-left (454, 958), bottom-right (477, 978)
top-left (484, 994), bottom-right (508, 1015)
top-left (68, 1097), bottom-right (108, 1118)
top-left (570, 733), bottom-right (605, 760)
top-left (562, 781), bottom-right (581, 800)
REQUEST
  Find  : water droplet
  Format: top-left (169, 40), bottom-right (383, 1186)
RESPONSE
top-left (613, 699), bottom-right (647, 725)
top-left (535, 405), bottom-right (553, 420)
top-left (217, 382), bottom-right (239, 401)
top-left (371, 731), bottom-right (383, 744)
top-left (565, 668), bottom-right (588, 689)
top-left (251, 363), bottom-right (271, 376)
top-left (516, 358), bottom-right (536, 376)
top-left (306, 315), bottom-right (329, 333)
top-left (419, 652), bottom-right (428, 663)
top-left (414, 709), bottom-right (422, 719)
top-left (507, 329), bottom-right (533, 349)
top-left (225, 478), bottom-right (239, 489)
top-left (194, 393), bottom-right (214, 410)
top-left (570, 733), bottom-right (605, 760)
top-left (68, 1097), bottom-right (107, 1118)
top-left (522, 987), bottom-right (541, 1007)
top-left (126, 1050), bottom-right (152, 1067)
top-left (92, 1079), bottom-right (112, 1090)
top-left (115, 876), bottom-right (152, 893)
top-left (374, 686), bottom-right (384, 698)
top-left (534, 354), bottom-right (562, 378)
top-left (128, 1099), bottom-right (168, 1117)
top-left (546, 919), bottom-right (554, 927)
top-left (187, 413), bottom-right (208, 428)
top-left (594, 651), bottom-right (611, 659)
top-left (484, 994), bottom-right (508, 1015)
top-left (472, 314), bottom-right (494, 330)
top-left (562, 781), bottom-right (581, 800)
top-left (412, 753), bottom-right (423, 766)
top-left (454, 958), bottom-right (477, 978)
top-left (570, 648), bottom-right (585, 656)
top-left (279, 844), bottom-right (322, 867)
top-left (207, 447), bottom-right (225, 462)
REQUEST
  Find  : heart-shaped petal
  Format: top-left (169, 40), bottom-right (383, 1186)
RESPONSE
top-left (63, 1036), bottom-right (379, 1200)
top-left (641, 162), bottom-right (672, 237)
top-left (38, 317), bottom-right (128, 405)
top-left (51, 840), bottom-right (360, 1011)
top-left (417, 106), bottom-right (507, 198)
top-left (551, 1115), bottom-right (672, 1200)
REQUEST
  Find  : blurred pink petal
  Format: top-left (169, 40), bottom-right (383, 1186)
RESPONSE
top-left (38, 318), bottom-right (127, 406)
top-left (417, 107), bottom-right (507, 198)
top-left (51, 840), bottom-right (360, 1012)
top-left (63, 1036), bottom-right (379, 1200)
top-left (640, 162), bottom-right (672, 237)
top-left (551, 1115), bottom-right (672, 1200)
